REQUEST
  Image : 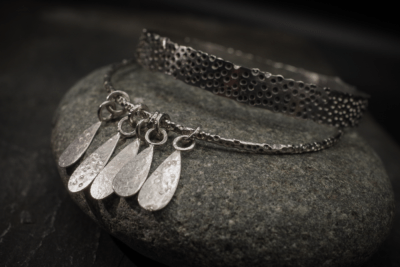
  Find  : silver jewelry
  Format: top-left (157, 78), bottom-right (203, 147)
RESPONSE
top-left (57, 29), bottom-right (369, 211)
top-left (112, 113), bottom-right (170, 197)
top-left (138, 128), bottom-right (199, 211)
top-left (136, 29), bottom-right (369, 129)
top-left (67, 131), bottom-right (120, 193)
top-left (58, 92), bottom-right (130, 168)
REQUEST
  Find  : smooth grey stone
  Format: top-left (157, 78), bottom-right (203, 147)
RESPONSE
top-left (51, 63), bottom-right (395, 267)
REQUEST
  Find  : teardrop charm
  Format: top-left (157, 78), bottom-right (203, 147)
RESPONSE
top-left (68, 132), bottom-right (120, 192)
top-left (90, 138), bottom-right (140, 199)
top-left (138, 150), bottom-right (181, 211)
top-left (113, 145), bottom-right (154, 197)
top-left (59, 121), bottom-right (102, 168)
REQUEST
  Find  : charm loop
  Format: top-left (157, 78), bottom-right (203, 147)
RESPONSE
top-left (173, 135), bottom-right (196, 151)
top-left (118, 116), bottom-right (136, 138)
top-left (107, 106), bottom-right (126, 118)
top-left (106, 90), bottom-right (130, 118)
top-left (145, 128), bottom-right (168, 146)
top-left (98, 101), bottom-right (118, 122)
top-left (147, 111), bottom-right (161, 135)
top-left (129, 103), bottom-right (150, 124)
top-left (148, 111), bottom-right (160, 129)
top-left (148, 112), bottom-right (171, 135)
top-left (135, 118), bottom-right (149, 140)
top-left (156, 112), bottom-right (171, 131)
top-left (187, 127), bottom-right (201, 141)
top-left (106, 90), bottom-right (130, 102)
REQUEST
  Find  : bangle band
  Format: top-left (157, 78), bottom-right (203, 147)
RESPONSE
top-left (136, 29), bottom-right (369, 129)
top-left (104, 59), bottom-right (342, 154)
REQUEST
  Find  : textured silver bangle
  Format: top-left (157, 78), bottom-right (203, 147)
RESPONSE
top-left (136, 29), bottom-right (369, 128)
top-left (57, 29), bottom-right (370, 211)
top-left (132, 29), bottom-right (369, 154)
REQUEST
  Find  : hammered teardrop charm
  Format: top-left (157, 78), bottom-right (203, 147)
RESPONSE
top-left (113, 145), bottom-right (154, 197)
top-left (59, 121), bottom-right (102, 168)
top-left (90, 138), bottom-right (140, 199)
top-left (138, 150), bottom-right (181, 211)
top-left (68, 132), bottom-right (120, 192)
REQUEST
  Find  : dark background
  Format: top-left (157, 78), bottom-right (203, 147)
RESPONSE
top-left (0, 1), bottom-right (399, 266)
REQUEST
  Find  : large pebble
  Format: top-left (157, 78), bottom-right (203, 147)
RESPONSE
top-left (51, 63), bottom-right (394, 267)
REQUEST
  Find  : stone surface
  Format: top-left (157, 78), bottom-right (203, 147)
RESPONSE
top-left (51, 63), bottom-right (394, 267)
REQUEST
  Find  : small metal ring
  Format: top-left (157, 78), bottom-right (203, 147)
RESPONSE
top-left (135, 119), bottom-right (148, 139)
top-left (118, 116), bottom-right (136, 138)
top-left (145, 128), bottom-right (168, 146)
top-left (149, 112), bottom-right (171, 134)
top-left (148, 112), bottom-right (159, 125)
top-left (106, 91), bottom-right (130, 118)
top-left (105, 105), bottom-right (126, 118)
top-left (98, 100), bottom-right (117, 122)
top-left (127, 106), bottom-right (141, 124)
top-left (128, 111), bottom-right (139, 126)
top-left (129, 103), bottom-right (150, 124)
top-left (156, 113), bottom-right (171, 131)
top-left (154, 113), bottom-right (162, 133)
top-left (173, 135), bottom-right (196, 151)
top-left (187, 127), bottom-right (201, 141)
top-left (106, 90), bottom-right (130, 102)
top-left (147, 112), bottom-right (159, 133)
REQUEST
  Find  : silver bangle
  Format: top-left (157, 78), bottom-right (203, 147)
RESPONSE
top-left (101, 29), bottom-right (371, 155)
top-left (128, 29), bottom-right (367, 154)
top-left (58, 29), bottom-right (370, 210)
top-left (136, 29), bottom-right (369, 128)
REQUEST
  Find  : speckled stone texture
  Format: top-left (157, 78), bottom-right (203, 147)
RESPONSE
top-left (51, 63), bottom-right (394, 267)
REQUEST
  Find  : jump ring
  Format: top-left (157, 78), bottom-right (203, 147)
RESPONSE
top-left (187, 127), bottom-right (201, 141)
top-left (173, 135), bottom-right (196, 151)
top-left (147, 112), bottom-right (159, 132)
top-left (148, 112), bottom-right (159, 124)
top-left (118, 116), bottom-right (136, 138)
top-left (135, 119), bottom-right (148, 140)
top-left (145, 128), bottom-right (168, 146)
top-left (154, 113), bottom-right (162, 133)
top-left (98, 100), bottom-right (117, 122)
top-left (154, 113), bottom-right (171, 133)
top-left (105, 105), bottom-right (126, 118)
top-left (106, 90), bottom-right (130, 102)
top-left (129, 103), bottom-right (150, 124)
top-left (106, 90), bottom-right (130, 118)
